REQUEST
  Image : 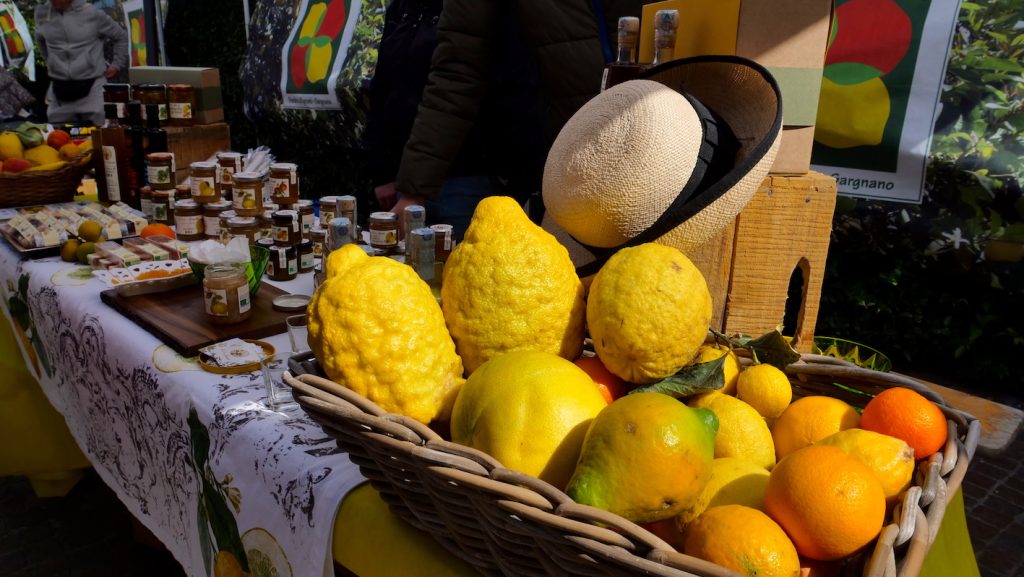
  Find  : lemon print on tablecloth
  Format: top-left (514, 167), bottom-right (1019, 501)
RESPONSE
top-left (242, 527), bottom-right (293, 577)
top-left (816, 75), bottom-right (890, 149)
top-left (50, 266), bottom-right (96, 287)
top-left (152, 345), bottom-right (201, 372)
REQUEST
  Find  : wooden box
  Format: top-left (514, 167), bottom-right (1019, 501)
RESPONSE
top-left (166, 123), bottom-right (231, 183)
top-left (688, 171), bottom-right (837, 351)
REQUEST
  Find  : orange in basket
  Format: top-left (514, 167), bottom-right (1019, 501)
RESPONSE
top-left (860, 386), bottom-right (948, 459)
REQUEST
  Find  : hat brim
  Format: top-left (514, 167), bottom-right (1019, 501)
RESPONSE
top-left (550, 55), bottom-right (782, 276)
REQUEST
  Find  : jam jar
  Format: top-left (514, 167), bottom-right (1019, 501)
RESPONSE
top-left (318, 196), bottom-right (338, 227)
top-left (139, 186), bottom-right (154, 220)
top-left (217, 151), bottom-right (243, 199)
top-left (255, 238), bottom-right (276, 277)
top-left (268, 163), bottom-right (299, 205)
top-left (150, 189), bottom-right (173, 225)
top-left (272, 210), bottom-right (301, 247)
top-left (292, 199), bottom-right (315, 239)
top-left (174, 200), bottom-right (205, 241)
top-left (103, 83), bottom-right (131, 120)
top-left (226, 216), bottom-right (259, 244)
top-left (134, 83), bottom-right (168, 122)
top-left (231, 171), bottom-right (264, 217)
top-left (368, 212), bottom-right (399, 255)
top-left (310, 228), bottom-right (327, 260)
top-left (268, 245), bottom-right (297, 281)
top-left (146, 153), bottom-right (175, 191)
top-left (203, 264), bottom-right (251, 325)
top-left (190, 162), bottom-right (219, 203)
top-left (203, 200), bottom-right (231, 239)
top-left (167, 84), bottom-right (195, 127)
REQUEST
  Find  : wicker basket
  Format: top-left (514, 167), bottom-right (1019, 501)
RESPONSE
top-left (285, 353), bottom-right (980, 577)
top-left (0, 152), bottom-right (93, 209)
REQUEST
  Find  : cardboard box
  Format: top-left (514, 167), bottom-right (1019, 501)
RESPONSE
top-left (639, 0), bottom-right (832, 174)
top-left (128, 67), bottom-right (224, 125)
top-left (166, 123), bottom-right (232, 183)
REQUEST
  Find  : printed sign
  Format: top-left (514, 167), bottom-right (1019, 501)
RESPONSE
top-left (280, 0), bottom-right (363, 109)
top-left (0, 1), bottom-right (34, 80)
top-left (810, 0), bottom-right (963, 203)
top-left (122, 0), bottom-right (147, 67)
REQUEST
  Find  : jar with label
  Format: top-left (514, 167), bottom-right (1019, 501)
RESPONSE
top-left (151, 189), bottom-right (173, 225)
top-left (226, 217), bottom-right (259, 244)
top-left (217, 152), bottom-right (243, 199)
top-left (232, 171), bottom-right (264, 217)
top-left (292, 200), bottom-right (315, 238)
top-left (298, 239), bottom-right (314, 273)
top-left (310, 228), bottom-right (327, 260)
top-left (255, 238), bottom-right (276, 277)
top-left (140, 186), bottom-right (154, 220)
top-left (431, 224), bottom-right (455, 263)
top-left (171, 200), bottom-right (203, 241)
top-left (257, 210), bottom-right (275, 242)
top-left (368, 212), bottom-right (399, 255)
top-left (146, 153), bottom-right (175, 190)
top-left (218, 210), bottom-right (238, 240)
top-left (134, 83), bottom-right (168, 122)
top-left (404, 205), bottom-right (426, 257)
top-left (203, 264), bottom-right (251, 325)
top-left (190, 162), bottom-right (219, 203)
top-left (268, 245), bottom-right (297, 281)
top-left (103, 84), bottom-right (131, 120)
top-left (268, 163), bottom-right (299, 204)
top-left (318, 196), bottom-right (338, 227)
top-left (203, 200), bottom-right (231, 239)
top-left (167, 84), bottom-right (195, 127)
top-left (272, 210), bottom-right (301, 247)
top-left (336, 196), bottom-right (358, 243)
top-left (328, 217), bottom-right (351, 252)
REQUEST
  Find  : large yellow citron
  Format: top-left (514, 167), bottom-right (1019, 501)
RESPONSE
top-left (307, 251), bottom-right (464, 424)
top-left (449, 350), bottom-right (606, 489)
top-left (441, 196), bottom-right (585, 373)
top-left (587, 243), bottom-right (711, 384)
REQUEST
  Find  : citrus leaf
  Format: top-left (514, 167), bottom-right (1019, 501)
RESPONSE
top-left (743, 330), bottom-right (801, 370)
top-left (628, 356), bottom-right (726, 399)
top-left (202, 475), bottom-right (250, 572)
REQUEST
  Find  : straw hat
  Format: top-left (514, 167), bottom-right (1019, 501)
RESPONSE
top-left (542, 55), bottom-right (782, 276)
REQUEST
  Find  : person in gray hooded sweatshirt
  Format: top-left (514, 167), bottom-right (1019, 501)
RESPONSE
top-left (35, 0), bottom-right (128, 126)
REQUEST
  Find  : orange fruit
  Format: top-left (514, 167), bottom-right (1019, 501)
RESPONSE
top-left (140, 223), bottom-right (176, 239)
top-left (764, 445), bottom-right (886, 561)
top-left (574, 355), bottom-right (628, 403)
top-left (684, 505), bottom-right (801, 577)
top-left (771, 396), bottom-right (860, 460)
top-left (860, 387), bottom-right (947, 460)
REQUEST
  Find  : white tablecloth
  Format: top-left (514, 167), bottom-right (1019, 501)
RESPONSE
top-left (0, 242), bottom-right (365, 577)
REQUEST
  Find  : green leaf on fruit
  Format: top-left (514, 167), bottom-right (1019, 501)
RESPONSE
top-left (628, 355), bottom-right (725, 399)
top-left (725, 328), bottom-right (801, 371)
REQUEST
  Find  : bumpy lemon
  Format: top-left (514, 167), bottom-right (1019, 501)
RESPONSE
top-left (587, 243), bottom-right (711, 384)
top-left (816, 428), bottom-right (915, 505)
top-left (450, 350), bottom-right (606, 489)
top-left (308, 255), bottom-right (464, 424)
top-left (736, 363), bottom-right (793, 422)
top-left (684, 505), bottom-right (801, 577)
top-left (441, 196), bottom-right (585, 373)
top-left (324, 242), bottom-right (369, 279)
top-left (690, 393), bottom-right (776, 469)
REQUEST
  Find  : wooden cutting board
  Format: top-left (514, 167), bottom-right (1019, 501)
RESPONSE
top-left (101, 282), bottom-right (296, 357)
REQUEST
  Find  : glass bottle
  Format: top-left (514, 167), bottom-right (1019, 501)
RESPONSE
top-left (651, 10), bottom-right (679, 67)
top-left (94, 103), bottom-right (132, 205)
top-left (601, 17), bottom-right (642, 91)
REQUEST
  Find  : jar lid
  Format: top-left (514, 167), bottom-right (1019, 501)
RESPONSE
top-left (134, 83), bottom-right (166, 90)
top-left (369, 211), bottom-right (398, 222)
top-left (404, 205), bottom-right (426, 217)
top-left (141, 186), bottom-right (154, 194)
top-left (255, 238), bottom-right (275, 248)
top-left (147, 152), bottom-right (174, 162)
top-left (272, 294), bottom-right (311, 312)
top-left (205, 200), bottom-right (232, 211)
top-left (319, 195), bottom-right (338, 203)
top-left (190, 161), bottom-right (217, 170)
top-left (227, 216), bottom-right (257, 226)
top-left (275, 209), bottom-right (298, 218)
top-left (103, 83), bottom-right (131, 92)
top-left (168, 83), bottom-right (193, 91)
top-left (151, 189), bottom-right (171, 198)
top-left (176, 199), bottom-right (199, 209)
top-left (295, 199), bottom-right (313, 208)
top-left (311, 228), bottom-right (327, 239)
top-left (430, 224), bottom-right (454, 233)
top-left (270, 162), bottom-right (297, 170)
top-left (265, 203), bottom-right (279, 212)
top-left (217, 151), bottom-right (242, 159)
top-left (299, 238), bottom-right (312, 248)
top-left (336, 195), bottom-right (357, 209)
top-left (262, 210), bottom-right (276, 219)
top-left (233, 171), bottom-right (263, 183)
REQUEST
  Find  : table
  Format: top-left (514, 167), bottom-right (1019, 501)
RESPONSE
top-left (0, 241), bottom-right (364, 577)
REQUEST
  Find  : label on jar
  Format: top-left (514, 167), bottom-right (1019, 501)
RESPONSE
top-left (273, 225), bottom-right (290, 243)
top-left (234, 187), bottom-right (259, 211)
top-left (257, 227), bottom-right (273, 241)
top-left (148, 164), bottom-right (172, 187)
top-left (140, 198), bottom-right (153, 219)
top-left (320, 210), bottom-right (335, 227)
top-left (301, 213), bottom-right (314, 234)
top-left (237, 284), bottom-right (251, 314)
top-left (153, 203), bottom-right (168, 222)
top-left (287, 258), bottom-right (298, 275)
top-left (114, 102), bottom-right (126, 119)
top-left (266, 259), bottom-right (275, 277)
top-left (269, 176), bottom-right (294, 200)
top-left (300, 251), bottom-right (314, 270)
top-left (191, 176), bottom-right (216, 198)
top-left (219, 166), bottom-right (236, 186)
top-left (101, 145), bottom-right (122, 201)
top-left (203, 216), bottom-right (221, 235)
top-left (176, 214), bottom-right (203, 236)
top-left (312, 241), bottom-right (323, 258)
top-left (277, 250), bottom-right (288, 270)
top-left (141, 104), bottom-right (169, 122)
top-left (169, 102), bottom-right (193, 120)
top-left (204, 287), bottom-right (228, 317)
top-left (370, 227), bottom-right (398, 247)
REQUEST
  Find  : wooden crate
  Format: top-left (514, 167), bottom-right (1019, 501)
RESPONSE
top-left (167, 123), bottom-right (231, 182)
top-left (688, 171), bottom-right (837, 352)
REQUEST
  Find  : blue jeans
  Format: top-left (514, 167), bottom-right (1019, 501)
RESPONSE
top-left (423, 176), bottom-right (506, 242)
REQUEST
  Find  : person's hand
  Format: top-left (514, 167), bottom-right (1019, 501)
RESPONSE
top-left (374, 182), bottom-right (397, 210)
top-left (391, 193), bottom-right (428, 238)
top-left (104, 66), bottom-right (118, 79)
